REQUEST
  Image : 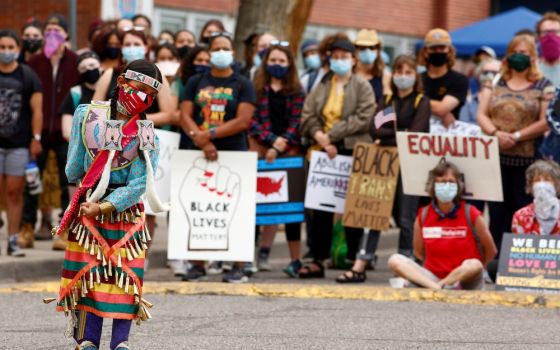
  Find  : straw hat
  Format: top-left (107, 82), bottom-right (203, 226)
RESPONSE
top-left (354, 29), bottom-right (380, 47)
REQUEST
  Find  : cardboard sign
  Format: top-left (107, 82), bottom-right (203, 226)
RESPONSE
top-left (343, 143), bottom-right (399, 230)
top-left (144, 129), bottom-right (180, 217)
top-left (257, 157), bottom-right (306, 225)
top-left (496, 233), bottom-right (560, 294)
top-left (304, 151), bottom-right (352, 213)
top-left (396, 132), bottom-right (503, 202)
top-left (168, 150), bottom-right (257, 261)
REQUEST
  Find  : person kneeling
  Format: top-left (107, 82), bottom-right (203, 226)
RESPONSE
top-left (388, 160), bottom-right (497, 290)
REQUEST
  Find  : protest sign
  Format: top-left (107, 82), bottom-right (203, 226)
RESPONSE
top-left (304, 151), bottom-right (352, 213)
top-left (496, 233), bottom-right (560, 294)
top-left (396, 132), bottom-right (503, 201)
top-left (168, 150), bottom-right (257, 261)
top-left (257, 157), bottom-right (306, 225)
top-left (343, 143), bottom-right (399, 230)
top-left (144, 129), bottom-right (180, 217)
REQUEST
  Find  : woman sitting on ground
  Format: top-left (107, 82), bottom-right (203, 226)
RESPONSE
top-left (388, 160), bottom-right (497, 290)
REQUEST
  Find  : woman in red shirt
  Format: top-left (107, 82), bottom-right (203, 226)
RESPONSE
top-left (388, 160), bottom-right (497, 289)
top-left (512, 160), bottom-right (560, 235)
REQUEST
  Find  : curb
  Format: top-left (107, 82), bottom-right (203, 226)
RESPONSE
top-left (0, 248), bottom-right (167, 282)
top-left (2, 281), bottom-right (557, 309)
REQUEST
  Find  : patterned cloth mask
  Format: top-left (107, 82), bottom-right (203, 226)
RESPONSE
top-left (116, 82), bottom-right (154, 117)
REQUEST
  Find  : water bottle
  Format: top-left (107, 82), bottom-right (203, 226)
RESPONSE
top-left (25, 161), bottom-right (43, 195)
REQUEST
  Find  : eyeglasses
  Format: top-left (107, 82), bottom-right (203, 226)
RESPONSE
top-left (209, 31), bottom-right (233, 39)
top-left (122, 26), bottom-right (146, 33)
top-left (356, 45), bottom-right (379, 51)
top-left (270, 40), bottom-right (289, 47)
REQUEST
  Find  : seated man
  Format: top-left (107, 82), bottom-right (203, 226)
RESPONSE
top-left (388, 160), bottom-right (497, 290)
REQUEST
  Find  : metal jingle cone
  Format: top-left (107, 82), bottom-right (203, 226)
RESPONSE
top-left (145, 225), bottom-right (151, 241)
top-left (84, 233), bottom-right (90, 250)
top-left (81, 276), bottom-right (87, 296)
top-left (78, 228), bottom-right (86, 246)
top-left (114, 269), bottom-right (119, 286)
top-left (108, 258), bottom-right (113, 275)
top-left (125, 243), bottom-right (133, 261)
top-left (117, 252), bottom-right (122, 268)
top-left (76, 225), bottom-right (83, 242)
top-left (89, 271), bottom-right (94, 289)
top-left (72, 223), bottom-right (80, 234)
top-left (141, 297), bottom-right (153, 308)
top-left (90, 239), bottom-right (96, 255)
top-left (125, 276), bottom-right (130, 294)
top-left (118, 271), bottom-right (125, 288)
top-left (103, 266), bottom-right (108, 281)
top-left (141, 228), bottom-right (146, 243)
top-left (100, 214), bottom-right (104, 223)
top-left (97, 244), bottom-right (102, 261)
top-left (63, 297), bottom-right (69, 312)
top-left (133, 235), bottom-right (142, 256)
top-left (95, 268), bottom-right (101, 285)
top-left (42, 297), bottom-right (56, 304)
top-left (129, 241), bottom-right (139, 259)
top-left (102, 253), bottom-right (107, 266)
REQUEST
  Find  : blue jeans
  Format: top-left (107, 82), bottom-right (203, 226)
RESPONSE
top-left (74, 311), bottom-right (132, 350)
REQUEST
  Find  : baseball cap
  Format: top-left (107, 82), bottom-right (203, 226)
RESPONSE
top-left (301, 38), bottom-right (319, 54)
top-left (424, 28), bottom-right (452, 47)
top-left (330, 39), bottom-right (355, 54)
top-left (354, 29), bottom-right (380, 47)
top-left (45, 13), bottom-right (68, 33)
top-left (475, 45), bottom-right (497, 58)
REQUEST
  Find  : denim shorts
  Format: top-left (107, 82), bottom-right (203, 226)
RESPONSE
top-left (0, 147), bottom-right (29, 176)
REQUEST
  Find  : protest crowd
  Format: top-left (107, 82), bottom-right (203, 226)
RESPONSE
top-left (2, 10), bottom-right (560, 291)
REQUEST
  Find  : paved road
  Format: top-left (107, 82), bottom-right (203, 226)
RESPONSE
top-left (1, 293), bottom-right (559, 350)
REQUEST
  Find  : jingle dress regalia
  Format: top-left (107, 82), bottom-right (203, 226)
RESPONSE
top-left (46, 87), bottom-right (169, 341)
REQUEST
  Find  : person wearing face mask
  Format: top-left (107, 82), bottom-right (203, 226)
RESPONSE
top-left (48, 59), bottom-right (167, 350)
top-left (19, 19), bottom-right (43, 63)
top-left (477, 34), bottom-right (555, 254)
top-left (387, 160), bottom-right (496, 290)
top-left (92, 27), bottom-right (122, 71)
top-left (299, 38), bottom-right (324, 94)
top-left (154, 43), bottom-right (180, 84)
top-left (0, 29), bottom-right (43, 256)
top-left (180, 32), bottom-right (257, 283)
top-left (539, 86), bottom-right (560, 163)
top-left (174, 29), bottom-right (197, 60)
top-left (22, 14), bottom-right (79, 246)
top-left (249, 33), bottom-right (278, 79)
top-left (298, 39), bottom-right (376, 279)
top-left (512, 160), bottom-right (560, 236)
top-left (536, 12), bottom-right (560, 87)
top-left (420, 28), bottom-right (468, 129)
top-left (459, 58), bottom-right (501, 125)
top-left (336, 55), bottom-right (431, 283)
top-left (353, 29), bottom-right (391, 104)
top-left (249, 44), bottom-right (306, 276)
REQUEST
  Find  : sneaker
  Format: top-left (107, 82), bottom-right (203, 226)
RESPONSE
top-left (257, 255), bottom-right (272, 272)
top-left (222, 261), bottom-right (233, 272)
top-left (244, 262), bottom-right (258, 276)
top-left (182, 264), bottom-right (207, 281)
top-left (77, 340), bottom-right (98, 350)
top-left (169, 260), bottom-right (188, 277)
top-left (114, 341), bottom-right (130, 350)
top-left (222, 267), bottom-right (249, 283)
top-left (207, 261), bottom-right (223, 275)
top-left (283, 260), bottom-right (303, 278)
top-left (7, 235), bottom-right (25, 257)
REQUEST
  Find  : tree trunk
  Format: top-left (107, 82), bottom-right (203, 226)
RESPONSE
top-left (233, 0), bottom-right (314, 60)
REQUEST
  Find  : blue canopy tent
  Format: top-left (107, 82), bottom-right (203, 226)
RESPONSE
top-left (415, 7), bottom-right (542, 57)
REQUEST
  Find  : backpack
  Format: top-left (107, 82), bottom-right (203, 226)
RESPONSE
top-left (419, 203), bottom-right (484, 257)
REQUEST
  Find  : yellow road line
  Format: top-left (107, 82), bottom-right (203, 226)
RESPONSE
top-left (1, 281), bottom-right (556, 308)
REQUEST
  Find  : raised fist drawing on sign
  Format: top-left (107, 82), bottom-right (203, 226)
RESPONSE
top-left (179, 158), bottom-right (241, 251)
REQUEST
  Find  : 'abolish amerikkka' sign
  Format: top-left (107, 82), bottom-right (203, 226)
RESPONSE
top-left (304, 151), bottom-right (352, 213)
top-left (396, 132), bottom-right (503, 202)
top-left (343, 143), bottom-right (399, 230)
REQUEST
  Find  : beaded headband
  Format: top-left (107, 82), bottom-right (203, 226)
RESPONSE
top-left (124, 69), bottom-right (162, 92)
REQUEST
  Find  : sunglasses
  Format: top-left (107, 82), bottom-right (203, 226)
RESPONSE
top-left (270, 40), bottom-right (289, 47)
top-left (209, 31), bottom-right (233, 39)
top-left (356, 45), bottom-right (379, 51)
top-left (122, 26), bottom-right (146, 33)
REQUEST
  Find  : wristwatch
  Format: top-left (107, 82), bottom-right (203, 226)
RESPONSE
top-left (33, 134), bottom-right (41, 142)
top-left (513, 131), bottom-right (522, 142)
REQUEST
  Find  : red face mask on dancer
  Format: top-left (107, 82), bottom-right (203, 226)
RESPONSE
top-left (116, 82), bottom-right (154, 116)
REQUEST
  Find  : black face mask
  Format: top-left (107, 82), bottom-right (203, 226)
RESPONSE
top-left (23, 39), bottom-right (42, 53)
top-left (427, 52), bottom-right (448, 67)
top-left (177, 46), bottom-right (190, 59)
top-left (103, 47), bottom-right (121, 60)
top-left (81, 68), bottom-right (100, 84)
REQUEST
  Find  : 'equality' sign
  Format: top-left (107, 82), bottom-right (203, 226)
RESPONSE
top-left (396, 132), bottom-right (503, 202)
top-left (343, 143), bottom-right (399, 230)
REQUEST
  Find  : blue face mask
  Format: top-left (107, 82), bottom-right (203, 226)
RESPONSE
top-left (266, 64), bottom-right (289, 79)
top-left (434, 182), bottom-right (458, 203)
top-left (122, 46), bottom-right (145, 63)
top-left (210, 50), bottom-right (233, 69)
top-left (193, 64), bottom-right (211, 74)
top-left (0, 50), bottom-right (18, 64)
top-left (330, 58), bottom-right (352, 76)
top-left (304, 54), bottom-right (321, 69)
top-left (253, 53), bottom-right (262, 68)
top-left (358, 49), bottom-right (377, 65)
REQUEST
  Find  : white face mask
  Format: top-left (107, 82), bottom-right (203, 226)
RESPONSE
top-left (533, 181), bottom-right (559, 221)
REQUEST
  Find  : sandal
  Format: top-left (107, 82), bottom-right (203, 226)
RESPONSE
top-left (298, 261), bottom-right (325, 279)
top-left (336, 270), bottom-right (366, 283)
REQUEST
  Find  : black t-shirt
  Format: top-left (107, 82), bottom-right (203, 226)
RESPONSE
top-left (60, 84), bottom-right (95, 116)
top-left (268, 89), bottom-right (288, 136)
top-left (0, 64), bottom-right (43, 148)
top-left (182, 71), bottom-right (256, 150)
top-left (421, 70), bottom-right (468, 118)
